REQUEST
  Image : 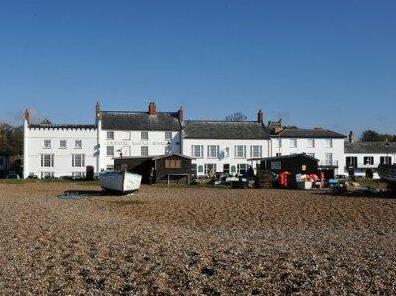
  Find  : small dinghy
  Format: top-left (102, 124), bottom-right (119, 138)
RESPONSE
top-left (100, 171), bottom-right (142, 194)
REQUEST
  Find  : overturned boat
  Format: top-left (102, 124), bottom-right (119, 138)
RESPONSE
top-left (377, 164), bottom-right (396, 185)
top-left (100, 171), bottom-right (142, 194)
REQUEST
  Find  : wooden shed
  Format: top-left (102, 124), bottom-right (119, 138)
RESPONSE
top-left (257, 153), bottom-right (319, 175)
top-left (114, 153), bottom-right (193, 185)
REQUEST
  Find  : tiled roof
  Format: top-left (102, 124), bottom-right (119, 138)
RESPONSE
top-left (345, 142), bottom-right (396, 154)
top-left (101, 111), bottom-right (181, 131)
top-left (183, 120), bottom-right (269, 139)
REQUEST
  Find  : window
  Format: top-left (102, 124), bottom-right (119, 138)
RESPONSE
top-left (107, 131), bottom-right (114, 140)
top-left (191, 164), bottom-right (197, 174)
top-left (363, 156), bottom-right (374, 165)
top-left (237, 163), bottom-right (248, 174)
top-left (273, 138), bottom-right (282, 147)
top-left (198, 165), bottom-right (204, 173)
top-left (346, 156), bottom-right (358, 169)
top-left (307, 153), bottom-right (315, 158)
top-left (141, 146), bottom-right (149, 156)
top-left (72, 154), bottom-right (85, 167)
top-left (290, 139), bottom-right (297, 148)
top-left (141, 131), bottom-right (148, 141)
top-left (41, 154), bottom-right (54, 167)
top-left (307, 139), bottom-right (315, 148)
top-left (225, 147), bottom-right (230, 158)
top-left (223, 164), bottom-right (230, 174)
top-left (165, 159), bottom-right (181, 168)
top-left (59, 140), bottom-right (67, 149)
top-left (324, 153), bottom-right (333, 165)
top-left (192, 145), bottom-right (203, 158)
top-left (276, 153), bottom-right (282, 157)
top-left (107, 146), bottom-right (114, 156)
top-left (204, 164), bottom-right (216, 175)
top-left (75, 140), bottom-right (82, 149)
top-left (230, 165), bottom-right (236, 173)
top-left (235, 145), bottom-right (246, 158)
top-left (207, 145), bottom-right (219, 158)
top-left (107, 165), bottom-right (114, 171)
top-left (251, 145), bottom-right (262, 158)
top-left (44, 140), bottom-right (51, 149)
top-left (72, 172), bottom-right (85, 178)
top-left (380, 156), bottom-right (392, 165)
top-left (324, 139), bottom-right (332, 148)
top-left (41, 172), bottom-right (54, 178)
top-left (165, 131), bottom-right (172, 141)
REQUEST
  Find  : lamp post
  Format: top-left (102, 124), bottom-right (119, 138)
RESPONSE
top-left (385, 138), bottom-right (390, 164)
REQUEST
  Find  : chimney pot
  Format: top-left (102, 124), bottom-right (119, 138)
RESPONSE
top-left (148, 101), bottom-right (157, 115)
top-left (24, 109), bottom-right (30, 122)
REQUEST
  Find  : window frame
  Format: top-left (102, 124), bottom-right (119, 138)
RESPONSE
top-left (207, 145), bottom-right (219, 159)
top-left (141, 145), bottom-right (149, 156)
top-left (307, 139), bottom-right (315, 148)
top-left (43, 140), bottom-right (51, 149)
top-left (164, 131), bottom-right (172, 141)
top-left (41, 154), bottom-right (54, 167)
top-left (106, 146), bottom-right (114, 157)
top-left (59, 140), bottom-right (67, 149)
top-left (289, 138), bottom-right (297, 148)
top-left (74, 140), bottom-right (82, 149)
top-left (251, 145), bottom-right (262, 158)
top-left (234, 145), bottom-right (246, 159)
top-left (363, 156), bottom-right (374, 165)
top-left (141, 131), bottom-right (149, 141)
top-left (107, 131), bottom-right (114, 140)
top-left (72, 154), bottom-right (85, 168)
top-left (192, 145), bottom-right (203, 158)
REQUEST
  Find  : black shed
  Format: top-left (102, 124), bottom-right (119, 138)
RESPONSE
top-left (114, 153), bottom-right (193, 184)
top-left (257, 153), bottom-right (319, 175)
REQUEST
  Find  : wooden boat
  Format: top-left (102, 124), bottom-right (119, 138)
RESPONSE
top-left (100, 171), bottom-right (142, 194)
top-left (377, 164), bottom-right (396, 184)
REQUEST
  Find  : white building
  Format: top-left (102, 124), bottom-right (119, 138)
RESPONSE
top-left (267, 120), bottom-right (346, 176)
top-left (182, 111), bottom-right (270, 175)
top-left (23, 102), bottom-right (349, 179)
top-left (344, 139), bottom-right (396, 179)
top-left (23, 110), bottom-right (98, 179)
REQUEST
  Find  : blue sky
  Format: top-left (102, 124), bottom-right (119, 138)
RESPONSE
top-left (0, 1), bottom-right (395, 135)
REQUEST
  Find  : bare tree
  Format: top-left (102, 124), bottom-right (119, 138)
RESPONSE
top-left (225, 112), bottom-right (247, 122)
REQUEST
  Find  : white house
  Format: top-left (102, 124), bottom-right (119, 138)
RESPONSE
top-left (96, 102), bottom-right (183, 171)
top-left (344, 138), bottom-right (396, 179)
top-left (23, 110), bottom-right (98, 179)
top-left (182, 111), bottom-right (270, 175)
top-left (267, 120), bottom-right (346, 176)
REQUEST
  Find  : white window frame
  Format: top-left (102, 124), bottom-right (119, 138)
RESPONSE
top-left (75, 140), bottom-right (82, 149)
top-left (324, 153), bottom-right (333, 165)
top-left (307, 139), bottom-right (315, 148)
top-left (207, 145), bottom-right (219, 158)
top-left (204, 164), bottom-right (217, 175)
top-left (43, 140), bottom-right (51, 149)
top-left (141, 131), bottom-right (149, 141)
top-left (107, 131), bottom-right (114, 140)
top-left (40, 154), bottom-right (54, 167)
top-left (141, 146), bottom-right (149, 156)
top-left (250, 145), bottom-right (262, 158)
top-left (192, 145), bottom-right (203, 158)
top-left (324, 139), bottom-right (333, 148)
top-left (363, 156), bottom-right (374, 165)
top-left (234, 145), bottom-right (246, 158)
top-left (290, 139), bottom-right (297, 148)
top-left (59, 140), bottom-right (67, 149)
top-left (165, 131), bottom-right (172, 141)
top-left (107, 146), bottom-right (114, 157)
top-left (72, 154), bottom-right (85, 168)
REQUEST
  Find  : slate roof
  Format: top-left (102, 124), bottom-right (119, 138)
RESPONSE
top-left (273, 128), bottom-right (346, 139)
top-left (249, 153), bottom-right (319, 162)
top-left (183, 120), bottom-right (269, 139)
top-left (345, 142), bottom-right (396, 154)
top-left (101, 111), bottom-right (181, 131)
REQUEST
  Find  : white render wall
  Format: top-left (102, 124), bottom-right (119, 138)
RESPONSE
top-left (344, 152), bottom-right (396, 178)
top-left (183, 138), bottom-right (269, 175)
top-left (270, 138), bottom-right (346, 175)
top-left (99, 128), bottom-right (181, 171)
top-left (23, 123), bottom-right (98, 178)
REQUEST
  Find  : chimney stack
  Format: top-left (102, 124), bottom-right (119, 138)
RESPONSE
top-left (148, 102), bottom-right (157, 116)
top-left (257, 110), bottom-right (264, 124)
top-left (24, 109), bottom-right (30, 122)
top-left (178, 106), bottom-right (184, 123)
top-left (348, 131), bottom-right (355, 143)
